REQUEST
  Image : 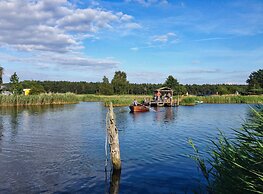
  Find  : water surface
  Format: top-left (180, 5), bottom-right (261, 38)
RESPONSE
top-left (0, 103), bottom-right (250, 193)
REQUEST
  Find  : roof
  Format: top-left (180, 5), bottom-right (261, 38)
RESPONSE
top-left (154, 87), bottom-right (173, 92)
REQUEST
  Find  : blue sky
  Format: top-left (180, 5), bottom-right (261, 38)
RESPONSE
top-left (0, 0), bottom-right (262, 84)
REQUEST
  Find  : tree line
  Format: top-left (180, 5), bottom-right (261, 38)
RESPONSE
top-left (1, 67), bottom-right (262, 95)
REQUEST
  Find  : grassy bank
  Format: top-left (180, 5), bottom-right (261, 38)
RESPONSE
top-left (0, 93), bottom-right (78, 106)
top-left (1, 94), bottom-right (262, 107)
top-left (181, 95), bottom-right (263, 105)
top-left (79, 94), bottom-right (151, 106)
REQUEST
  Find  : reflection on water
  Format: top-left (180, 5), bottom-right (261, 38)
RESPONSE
top-left (0, 103), bottom-right (250, 193)
top-left (109, 170), bottom-right (121, 194)
top-left (130, 107), bottom-right (177, 123)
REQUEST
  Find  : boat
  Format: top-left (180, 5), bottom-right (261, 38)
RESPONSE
top-left (129, 105), bottom-right (149, 112)
top-left (195, 100), bottom-right (204, 104)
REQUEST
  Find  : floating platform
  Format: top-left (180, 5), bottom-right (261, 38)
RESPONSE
top-left (149, 101), bottom-right (175, 107)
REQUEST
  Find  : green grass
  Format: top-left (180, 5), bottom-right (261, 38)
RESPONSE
top-left (189, 105), bottom-right (263, 193)
top-left (0, 93), bottom-right (78, 106)
top-left (181, 95), bottom-right (263, 104)
top-left (1, 94), bottom-right (262, 107)
top-left (180, 96), bottom-right (198, 106)
top-left (79, 94), bottom-right (151, 106)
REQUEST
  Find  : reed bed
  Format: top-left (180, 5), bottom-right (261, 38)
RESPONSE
top-left (0, 93), bottom-right (78, 106)
top-left (80, 94), bottom-right (151, 106)
top-left (181, 95), bottom-right (263, 104)
top-left (180, 97), bottom-right (198, 106)
top-left (189, 105), bottom-right (263, 193)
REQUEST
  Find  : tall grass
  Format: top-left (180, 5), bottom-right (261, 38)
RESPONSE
top-left (0, 93), bottom-right (78, 106)
top-left (180, 97), bottom-right (198, 105)
top-left (182, 95), bottom-right (263, 104)
top-left (80, 94), bottom-right (151, 106)
top-left (189, 105), bottom-right (263, 193)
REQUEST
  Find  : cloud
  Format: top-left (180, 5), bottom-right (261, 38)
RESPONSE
top-left (128, 71), bottom-right (167, 83)
top-left (125, 0), bottom-right (168, 7)
top-left (152, 32), bottom-right (178, 43)
top-left (130, 47), bottom-right (139, 51)
top-left (0, 0), bottom-right (139, 53)
top-left (1, 52), bottom-right (119, 69)
top-left (194, 37), bottom-right (231, 42)
top-left (123, 23), bottom-right (142, 30)
top-left (179, 69), bottom-right (222, 74)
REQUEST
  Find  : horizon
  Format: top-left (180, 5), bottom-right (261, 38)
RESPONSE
top-left (0, 0), bottom-right (262, 84)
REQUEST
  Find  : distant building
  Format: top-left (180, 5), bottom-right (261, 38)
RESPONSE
top-left (1, 91), bottom-right (12, 96)
top-left (23, 89), bottom-right (31, 96)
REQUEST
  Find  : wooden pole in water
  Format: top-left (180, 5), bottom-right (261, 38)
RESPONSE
top-left (107, 102), bottom-right (121, 170)
top-left (110, 169), bottom-right (121, 194)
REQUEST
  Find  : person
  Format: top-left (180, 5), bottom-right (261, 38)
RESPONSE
top-left (157, 91), bottom-right (161, 101)
top-left (133, 99), bottom-right (138, 106)
top-left (143, 98), bottom-right (149, 105)
top-left (167, 93), bottom-right (172, 103)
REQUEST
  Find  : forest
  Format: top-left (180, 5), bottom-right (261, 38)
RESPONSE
top-left (1, 68), bottom-right (263, 96)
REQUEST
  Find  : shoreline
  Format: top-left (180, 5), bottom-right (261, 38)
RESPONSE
top-left (0, 94), bottom-right (262, 107)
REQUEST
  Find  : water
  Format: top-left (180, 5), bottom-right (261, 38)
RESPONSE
top-left (0, 103), bottom-right (250, 193)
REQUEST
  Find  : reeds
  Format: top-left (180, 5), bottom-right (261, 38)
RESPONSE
top-left (80, 94), bottom-right (151, 106)
top-left (0, 93), bottom-right (78, 106)
top-left (180, 97), bottom-right (198, 105)
top-left (189, 105), bottom-right (263, 193)
top-left (182, 95), bottom-right (263, 104)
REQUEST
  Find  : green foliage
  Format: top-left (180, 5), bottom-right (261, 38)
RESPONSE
top-left (180, 97), bottom-right (198, 105)
top-left (10, 72), bottom-right (23, 95)
top-left (21, 80), bottom-right (46, 94)
top-left (164, 75), bottom-right (179, 89)
top-left (199, 95), bottom-right (263, 104)
top-left (164, 75), bottom-right (186, 95)
top-left (189, 105), bottom-right (263, 193)
top-left (99, 76), bottom-right (113, 95)
top-left (0, 93), bottom-right (78, 106)
top-left (0, 66), bottom-right (3, 85)
top-left (16, 79), bottom-right (248, 96)
top-left (80, 94), bottom-right (151, 106)
top-left (111, 71), bottom-right (129, 94)
top-left (247, 69), bottom-right (263, 88)
top-left (247, 69), bottom-right (263, 94)
top-left (180, 95), bottom-right (263, 105)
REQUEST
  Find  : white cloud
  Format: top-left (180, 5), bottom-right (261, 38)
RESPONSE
top-left (194, 37), bottom-right (231, 42)
top-left (128, 71), bottom-right (167, 83)
top-left (130, 47), bottom-right (139, 51)
top-left (0, 0), bottom-right (139, 53)
top-left (152, 32), bottom-right (178, 43)
top-left (126, 0), bottom-right (168, 7)
top-left (124, 23), bottom-right (142, 30)
top-left (0, 52), bottom-right (119, 70)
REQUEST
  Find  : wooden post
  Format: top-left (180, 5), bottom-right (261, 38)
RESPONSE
top-left (107, 102), bottom-right (121, 170)
top-left (177, 95), bottom-right (180, 106)
top-left (110, 169), bottom-right (121, 194)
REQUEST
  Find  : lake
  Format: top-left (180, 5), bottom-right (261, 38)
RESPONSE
top-left (0, 103), bottom-right (251, 193)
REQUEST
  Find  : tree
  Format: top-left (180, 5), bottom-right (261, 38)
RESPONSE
top-left (164, 75), bottom-right (186, 95)
top-left (10, 72), bottom-right (23, 95)
top-left (0, 66), bottom-right (3, 85)
top-left (164, 75), bottom-right (179, 89)
top-left (111, 71), bottom-right (129, 94)
top-left (21, 80), bottom-right (46, 94)
top-left (246, 69), bottom-right (263, 94)
top-left (99, 76), bottom-right (113, 95)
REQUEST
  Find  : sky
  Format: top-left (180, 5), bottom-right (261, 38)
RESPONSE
top-left (0, 0), bottom-right (263, 84)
